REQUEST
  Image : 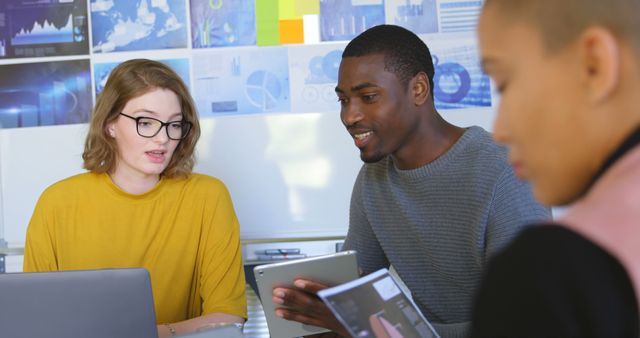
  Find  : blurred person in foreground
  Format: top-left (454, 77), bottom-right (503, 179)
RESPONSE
top-left (471, 0), bottom-right (640, 336)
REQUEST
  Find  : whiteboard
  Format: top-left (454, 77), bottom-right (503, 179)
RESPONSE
top-left (0, 108), bottom-right (495, 246)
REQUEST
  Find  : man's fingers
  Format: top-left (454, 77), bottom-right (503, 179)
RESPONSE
top-left (276, 307), bottom-right (350, 337)
top-left (275, 308), bottom-right (331, 329)
top-left (293, 279), bottom-right (330, 293)
top-left (273, 287), bottom-right (324, 310)
top-left (270, 283), bottom-right (344, 334)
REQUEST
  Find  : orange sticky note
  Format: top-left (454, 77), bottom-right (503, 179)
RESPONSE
top-left (279, 19), bottom-right (304, 44)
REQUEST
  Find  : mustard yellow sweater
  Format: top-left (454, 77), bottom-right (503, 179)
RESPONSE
top-left (24, 172), bottom-right (246, 323)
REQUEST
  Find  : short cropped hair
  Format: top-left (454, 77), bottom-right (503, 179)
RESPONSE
top-left (343, 24), bottom-right (435, 97)
top-left (484, 0), bottom-right (640, 53)
top-left (83, 59), bottom-right (201, 178)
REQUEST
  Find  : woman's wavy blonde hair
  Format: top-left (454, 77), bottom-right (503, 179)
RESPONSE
top-left (82, 59), bottom-right (200, 178)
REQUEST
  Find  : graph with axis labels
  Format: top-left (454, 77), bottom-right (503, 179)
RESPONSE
top-left (193, 47), bottom-right (290, 115)
top-left (320, 0), bottom-right (385, 42)
top-left (385, 0), bottom-right (438, 34)
top-left (0, 0), bottom-right (88, 58)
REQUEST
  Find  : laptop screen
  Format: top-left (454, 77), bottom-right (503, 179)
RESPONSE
top-left (0, 268), bottom-right (158, 338)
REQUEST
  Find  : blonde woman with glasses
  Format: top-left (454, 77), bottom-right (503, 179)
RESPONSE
top-left (23, 59), bottom-right (246, 337)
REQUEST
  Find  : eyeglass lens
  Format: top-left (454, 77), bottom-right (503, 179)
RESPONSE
top-left (136, 117), bottom-right (190, 140)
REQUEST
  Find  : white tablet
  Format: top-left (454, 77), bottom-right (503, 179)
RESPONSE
top-left (253, 250), bottom-right (359, 338)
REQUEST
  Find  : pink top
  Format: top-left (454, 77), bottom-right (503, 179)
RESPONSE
top-left (561, 145), bottom-right (640, 304)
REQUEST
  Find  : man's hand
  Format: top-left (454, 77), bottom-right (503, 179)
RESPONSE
top-left (272, 279), bottom-right (351, 337)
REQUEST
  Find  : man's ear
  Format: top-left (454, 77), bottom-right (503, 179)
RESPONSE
top-left (578, 26), bottom-right (620, 104)
top-left (412, 72), bottom-right (430, 106)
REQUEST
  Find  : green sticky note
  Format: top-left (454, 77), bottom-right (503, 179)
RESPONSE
top-left (256, 0), bottom-right (280, 46)
top-left (295, 0), bottom-right (319, 15)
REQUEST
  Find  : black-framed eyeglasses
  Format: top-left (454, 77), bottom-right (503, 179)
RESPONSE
top-left (119, 113), bottom-right (192, 140)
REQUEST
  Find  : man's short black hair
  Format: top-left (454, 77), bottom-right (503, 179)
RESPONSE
top-left (343, 24), bottom-right (435, 97)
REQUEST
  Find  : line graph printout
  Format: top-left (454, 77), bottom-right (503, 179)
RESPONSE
top-left (0, 0), bottom-right (89, 58)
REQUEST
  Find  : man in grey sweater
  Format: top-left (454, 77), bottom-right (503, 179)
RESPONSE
top-left (272, 24), bottom-right (549, 338)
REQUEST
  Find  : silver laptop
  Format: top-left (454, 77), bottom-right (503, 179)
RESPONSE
top-left (0, 268), bottom-right (158, 338)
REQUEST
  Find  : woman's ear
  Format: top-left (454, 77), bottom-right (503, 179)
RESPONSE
top-left (107, 124), bottom-right (116, 138)
top-left (579, 26), bottom-right (620, 104)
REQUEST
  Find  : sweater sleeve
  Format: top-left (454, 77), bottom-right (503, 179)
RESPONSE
top-left (199, 180), bottom-right (247, 318)
top-left (23, 188), bottom-right (59, 272)
top-left (343, 166), bottom-right (389, 274)
top-left (485, 165), bottom-right (550, 260)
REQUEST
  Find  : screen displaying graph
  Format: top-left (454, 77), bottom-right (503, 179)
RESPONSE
top-left (0, 0), bottom-right (88, 58)
top-left (0, 59), bottom-right (92, 128)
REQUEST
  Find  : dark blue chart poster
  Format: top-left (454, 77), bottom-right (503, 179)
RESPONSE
top-left (320, 0), bottom-right (385, 42)
top-left (190, 0), bottom-right (256, 48)
top-left (430, 38), bottom-right (492, 110)
top-left (94, 58), bottom-right (190, 95)
top-left (0, 60), bottom-right (92, 128)
top-left (91, 0), bottom-right (188, 53)
top-left (0, 0), bottom-right (88, 58)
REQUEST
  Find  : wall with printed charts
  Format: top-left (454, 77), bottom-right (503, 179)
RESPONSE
top-left (0, 0), bottom-right (494, 246)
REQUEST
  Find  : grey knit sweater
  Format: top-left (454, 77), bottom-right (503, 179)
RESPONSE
top-left (343, 126), bottom-right (550, 338)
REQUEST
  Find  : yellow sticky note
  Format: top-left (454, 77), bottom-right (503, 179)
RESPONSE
top-left (279, 19), bottom-right (304, 44)
top-left (295, 0), bottom-right (319, 15)
top-left (279, 0), bottom-right (300, 19)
